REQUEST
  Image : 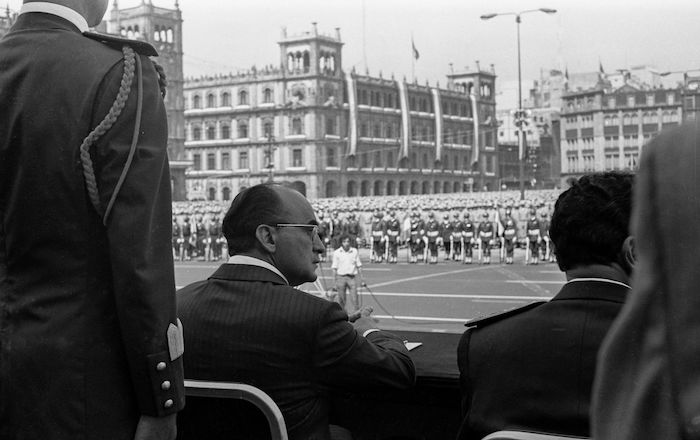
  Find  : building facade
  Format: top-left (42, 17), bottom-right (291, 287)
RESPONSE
top-left (183, 25), bottom-right (498, 200)
top-left (105, 0), bottom-right (190, 200)
top-left (0, 7), bottom-right (16, 38)
top-left (560, 82), bottom-right (683, 183)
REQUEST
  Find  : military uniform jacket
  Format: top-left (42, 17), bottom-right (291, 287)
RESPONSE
top-left (0, 13), bottom-right (184, 439)
top-left (477, 222), bottom-right (494, 241)
top-left (386, 219), bottom-right (401, 241)
top-left (425, 219), bottom-right (440, 242)
top-left (178, 264), bottom-right (416, 440)
top-left (456, 279), bottom-right (628, 440)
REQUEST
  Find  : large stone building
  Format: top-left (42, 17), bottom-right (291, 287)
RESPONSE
top-left (183, 25), bottom-right (498, 200)
top-left (0, 7), bottom-right (16, 38)
top-left (560, 74), bottom-right (684, 183)
top-left (104, 0), bottom-right (190, 200)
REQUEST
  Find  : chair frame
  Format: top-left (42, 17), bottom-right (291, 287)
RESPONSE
top-left (481, 430), bottom-right (589, 440)
top-left (184, 379), bottom-right (288, 440)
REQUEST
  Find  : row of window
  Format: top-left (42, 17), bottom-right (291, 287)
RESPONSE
top-left (188, 117), bottom-right (481, 145)
top-left (187, 88), bottom-right (274, 110)
top-left (566, 152), bottom-right (639, 172)
top-left (189, 147), bottom-right (482, 173)
top-left (565, 92), bottom-right (677, 111)
top-left (188, 85), bottom-right (473, 117)
top-left (188, 118), bottom-right (303, 141)
top-left (191, 148), bottom-right (305, 171)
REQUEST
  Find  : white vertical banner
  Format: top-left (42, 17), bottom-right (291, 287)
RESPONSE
top-left (469, 92), bottom-right (479, 166)
top-left (431, 88), bottom-right (443, 160)
top-left (397, 80), bottom-right (411, 159)
top-left (345, 70), bottom-right (358, 156)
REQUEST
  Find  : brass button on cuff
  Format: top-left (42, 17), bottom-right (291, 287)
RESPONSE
top-left (156, 362), bottom-right (166, 371)
top-left (161, 381), bottom-right (171, 390)
top-left (164, 399), bottom-right (174, 409)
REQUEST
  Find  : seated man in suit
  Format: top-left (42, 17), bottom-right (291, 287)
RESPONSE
top-left (456, 171), bottom-right (635, 440)
top-left (178, 183), bottom-right (416, 440)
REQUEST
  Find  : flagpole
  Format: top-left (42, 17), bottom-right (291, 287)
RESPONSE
top-left (411, 34), bottom-right (415, 82)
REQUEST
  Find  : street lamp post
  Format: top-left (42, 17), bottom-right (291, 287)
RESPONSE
top-left (265, 133), bottom-right (276, 182)
top-left (481, 8), bottom-right (556, 201)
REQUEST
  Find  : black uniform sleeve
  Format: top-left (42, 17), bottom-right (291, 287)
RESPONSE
top-left (92, 53), bottom-right (184, 417)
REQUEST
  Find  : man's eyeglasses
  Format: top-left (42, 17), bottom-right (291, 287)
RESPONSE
top-left (274, 223), bottom-right (320, 238)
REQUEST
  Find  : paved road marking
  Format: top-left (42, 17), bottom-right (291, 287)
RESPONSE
top-left (359, 292), bottom-right (552, 300)
top-left (505, 280), bottom-right (563, 285)
top-left (473, 299), bottom-right (534, 304)
top-left (176, 264), bottom-right (220, 269)
top-left (374, 314), bottom-right (467, 323)
top-left (539, 270), bottom-right (562, 274)
top-left (369, 266), bottom-right (491, 288)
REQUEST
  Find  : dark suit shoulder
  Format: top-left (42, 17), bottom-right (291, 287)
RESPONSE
top-left (83, 31), bottom-right (158, 57)
top-left (465, 301), bottom-right (547, 328)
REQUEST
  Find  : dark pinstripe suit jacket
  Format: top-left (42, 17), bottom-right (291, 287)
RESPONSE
top-left (177, 263), bottom-right (415, 440)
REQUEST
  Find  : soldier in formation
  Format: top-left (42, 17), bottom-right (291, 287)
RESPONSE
top-left (477, 212), bottom-right (495, 264)
top-left (462, 212), bottom-right (476, 264)
top-left (526, 208), bottom-right (543, 264)
top-left (502, 208), bottom-right (518, 264)
top-left (385, 211), bottom-right (401, 264)
top-left (425, 212), bottom-right (441, 264)
top-left (409, 211), bottom-right (426, 264)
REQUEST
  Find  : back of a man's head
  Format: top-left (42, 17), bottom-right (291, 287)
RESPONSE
top-left (550, 172), bottom-right (634, 272)
top-left (222, 183), bottom-right (284, 255)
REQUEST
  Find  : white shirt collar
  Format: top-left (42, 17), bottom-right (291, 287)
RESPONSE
top-left (19, 2), bottom-right (89, 33)
top-left (567, 277), bottom-right (631, 290)
top-left (227, 255), bottom-right (289, 285)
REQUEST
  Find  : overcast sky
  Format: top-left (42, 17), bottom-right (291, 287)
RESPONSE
top-left (7, 0), bottom-right (700, 100)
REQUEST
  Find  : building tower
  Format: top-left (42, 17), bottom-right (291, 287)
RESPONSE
top-left (448, 65), bottom-right (498, 191)
top-left (106, 0), bottom-right (189, 201)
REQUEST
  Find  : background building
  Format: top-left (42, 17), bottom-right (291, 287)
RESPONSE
top-left (183, 25), bottom-right (498, 200)
top-left (0, 7), bottom-right (16, 38)
top-left (560, 75), bottom-right (683, 183)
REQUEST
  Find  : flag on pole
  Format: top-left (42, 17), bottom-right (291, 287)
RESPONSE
top-left (599, 59), bottom-right (605, 75)
top-left (411, 37), bottom-right (420, 60)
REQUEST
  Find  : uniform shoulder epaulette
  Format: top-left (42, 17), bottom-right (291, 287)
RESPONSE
top-left (465, 300), bottom-right (546, 328)
top-left (83, 31), bottom-right (158, 57)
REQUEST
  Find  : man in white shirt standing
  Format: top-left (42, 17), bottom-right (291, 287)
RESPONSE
top-left (332, 234), bottom-right (365, 313)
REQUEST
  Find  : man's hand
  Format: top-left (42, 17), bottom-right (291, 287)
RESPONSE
top-left (348, 305), bottom-right (373, 323)
top-left (133, 414), bottom-right (177, 440)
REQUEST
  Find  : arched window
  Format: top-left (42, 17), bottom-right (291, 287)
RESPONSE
top-left (222, 187), bottom-right (231, 201)
top-left (263, 88), bottom-right (273, 103)
top-left (221, 124), bottom-right (230, 139)
top-left (221, 92), bottom-right (231, 107)
top-left (238, 90), bottom-right (248, 106)
top-left (193, 95), bottom-right (201, 109)
top-left (263, 120), bottom-right (274, 138)
top-left (206, 125), bottom-right (216, 140)
top-left (154, 25), bottom-right (161, 41)
top-left (422, 153), bottom-right (429, 168)
top-left (207, 93), bottom-right (215, 108)
top-left (166, 28), bottom-right (173, 43)
top-left (192, 126), bottom-right (201, 141)
top-left (208, 187), bottom-right (216, 201)
top-left (237, 120), bottom-right (249, 139)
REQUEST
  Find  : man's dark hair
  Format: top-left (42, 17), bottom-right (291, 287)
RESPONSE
top-left (222, 183), bottom-right (285, 255)
top-left (339, 234), bottom-right (350, 244)
top-left (549, 172), bottom-right (634, 271)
